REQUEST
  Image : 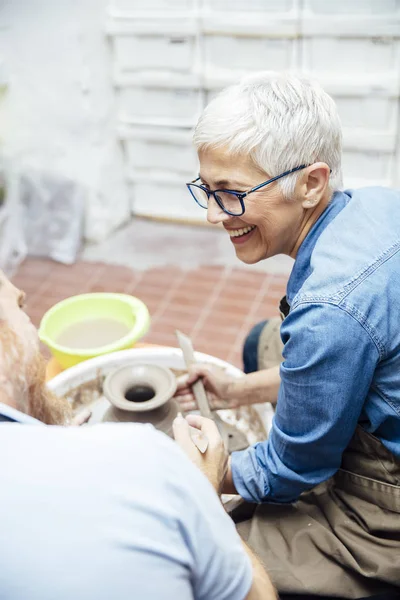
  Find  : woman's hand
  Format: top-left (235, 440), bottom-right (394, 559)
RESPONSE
top-left (174, 364), bottom-right (240, 412)
top-left (173, 413), bottom-right (228, 494)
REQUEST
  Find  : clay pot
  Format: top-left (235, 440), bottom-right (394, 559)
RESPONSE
top-left (102, 363), bottom-right (179, 437)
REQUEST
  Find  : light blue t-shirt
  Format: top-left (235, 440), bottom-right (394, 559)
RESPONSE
top-left (0, 408), bottom-right (252, 600)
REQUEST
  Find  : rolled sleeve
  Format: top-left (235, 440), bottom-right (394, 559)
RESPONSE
top-left (232, 302), bottom-right (379, 503)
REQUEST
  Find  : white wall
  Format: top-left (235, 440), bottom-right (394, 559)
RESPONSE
top-left (0, 0), bottom-right (130, 242)
top-left (1, 0), bottom-right (399, 242)
top-left (107, 0), bottom-right (400, 223)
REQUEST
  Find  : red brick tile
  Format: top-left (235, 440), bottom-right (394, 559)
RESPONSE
top-left (201, 310), bottom-right (243, 328)
top-left (153, 309), bottom-right (200, 333)
top-left (233, 329), bottom-right (249, 345)
top-left (182, 271), bottom-right (224, 289)
top-left (174, 282), bottom-right (216, 301)
top-left (191, 329), bottom-right (235, 348)
top-left (40, 279), bottom-right (92, 298)
top-left (269, 275), bottom-right (289, 288)
top-left (230, 357), bottom-right (242, 368)
top-left (218, 280), bottom-right (264, 300)
top-left (144, 331), bottom-right (177, 347)
top-left (45, 262), bottom-right (93, 277)
top-left (27, 310), bottom-right (44, 328)
top-left (159, 302), bottom-right (205, 318)
top-left (263, 287), bottom-right (287, 302)
top-left (134, 281), bottom-right (174, 298)
top-left (193, 266), bottom-right (229, 281)
top-left (152, 317), bottom-right (204, 340)
top-left (251, 304), bottom-right (281, 320)
top-left (89, 275), bottom-right (140, 294)
top-left (44, 266), bottom-right (100, 288)
top-left (193, 335), bottom-right (238, 355)
top-left (230, 268), bottom-right (268, 285)
top-left (230, 353), bottom-right (244, 368)
top-left (98, 268), bottom-right (138, 285)
top-left (136, 281), bottom-right (169, 295)
top-left (137, 267), bottom-right (182, 288)
top-left (144, 302), bottom-right (164, 319)
top-left (134, 293), bottom-right (170, 316)
top-left (211, 298), bottom-right (254, 319)
top-left (11, 275), bottom-right (44, 297)
top-left (149, 322), bottom-right (185, 338)
top-left (228, 346), bottom-right (244, 363)
top-left (136, 292), bottom-right (164, 309)
top-left (28, 295), bottom-right (69, 315)
top-left (192, 340), bottom-right (231, 362)
top-left (16, 258), bottom-right (55, 278)
top-left (195, 318), bottom-right (241, 339)
top-left (168, 289), bottom-right (212, 311)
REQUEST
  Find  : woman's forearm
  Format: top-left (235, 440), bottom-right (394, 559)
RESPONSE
top-left (229, 365), bottom-right (281, 407)
top-left (222, 459), bottom-right (237, 495)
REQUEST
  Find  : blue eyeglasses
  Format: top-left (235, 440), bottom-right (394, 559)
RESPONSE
top-left (186, 164), bottom-right (308, 216)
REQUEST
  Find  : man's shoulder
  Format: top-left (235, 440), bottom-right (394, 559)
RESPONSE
top-left (3, 421), bottom-right (196, 492)
top-left (65, 422), bottom-right (192, 473)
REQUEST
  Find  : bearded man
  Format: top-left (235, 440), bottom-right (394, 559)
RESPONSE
top-left (0, 271), bottom-right (274, 600)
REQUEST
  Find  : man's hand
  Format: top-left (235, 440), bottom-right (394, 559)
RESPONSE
top-left (174, 364), bottom-right (239, 412)
top-left (173, 413), bottom-right (228, 494)
top-left (71, 407), bottom-right (92, 426)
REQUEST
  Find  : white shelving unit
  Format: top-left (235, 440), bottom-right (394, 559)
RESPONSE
top-left (107, 0), bottom-right (400, 221)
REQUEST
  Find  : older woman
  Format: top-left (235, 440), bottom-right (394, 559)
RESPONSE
top-left (173, 72), bottom-right (400, 598)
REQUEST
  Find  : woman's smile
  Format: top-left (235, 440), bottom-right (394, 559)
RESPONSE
top-left (225, 224), bottom-right (257, 244)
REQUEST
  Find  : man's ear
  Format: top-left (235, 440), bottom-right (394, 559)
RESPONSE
top-left (299, 163), bottom-right (331, 209)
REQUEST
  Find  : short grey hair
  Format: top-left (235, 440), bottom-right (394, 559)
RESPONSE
top-left (194, 71), bottom-right (343, 197)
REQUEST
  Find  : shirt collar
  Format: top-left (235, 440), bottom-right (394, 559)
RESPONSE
top-left (286, 190), bottom-right (351, 305)
top-left (0, 403), bottom-right (44, 425)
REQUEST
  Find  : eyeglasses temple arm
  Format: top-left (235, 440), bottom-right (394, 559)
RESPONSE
top-left (246, 164), bottom-right (309, 196)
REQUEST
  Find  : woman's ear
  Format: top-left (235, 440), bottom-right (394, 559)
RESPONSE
top-left (300, 163), bottom-right (331, 209)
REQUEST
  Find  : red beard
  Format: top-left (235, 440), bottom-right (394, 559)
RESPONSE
top-left (1, 321), bottom-right (71, 425)
top-left (27, 349), bottom-right (72, 425)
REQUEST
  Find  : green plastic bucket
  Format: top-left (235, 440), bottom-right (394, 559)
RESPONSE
top-left (38, 293), bottom-right (150, 369)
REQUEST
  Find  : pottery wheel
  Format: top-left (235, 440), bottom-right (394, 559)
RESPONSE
top-left (64, 365), bottom-right (267, 454)
top-left (102, 397), bottom-right (180, 439)
top-left (67, 382), bottom-right (257, 455)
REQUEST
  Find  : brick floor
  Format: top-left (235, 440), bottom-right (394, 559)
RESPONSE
top-left (12, 258), bottom-right (288, 368)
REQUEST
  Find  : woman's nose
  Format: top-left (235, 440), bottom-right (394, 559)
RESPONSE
top-left (207, 197), bottom-right (231, 225)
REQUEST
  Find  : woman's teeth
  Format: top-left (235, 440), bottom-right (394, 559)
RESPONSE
top-left (228, 225), bottom-right (256, 238)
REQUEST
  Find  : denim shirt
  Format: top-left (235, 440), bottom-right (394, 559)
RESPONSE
top-left (231, 187), bottom-right (400, 504)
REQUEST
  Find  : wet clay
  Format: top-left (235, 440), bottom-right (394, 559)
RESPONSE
top-left (103, 398), bottom-right (180, 437)
top-left (56, 318), bottom-right (130, 350)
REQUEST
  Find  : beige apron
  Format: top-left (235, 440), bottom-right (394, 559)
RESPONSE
top-left (233, 317), bottom-right (400, 597)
